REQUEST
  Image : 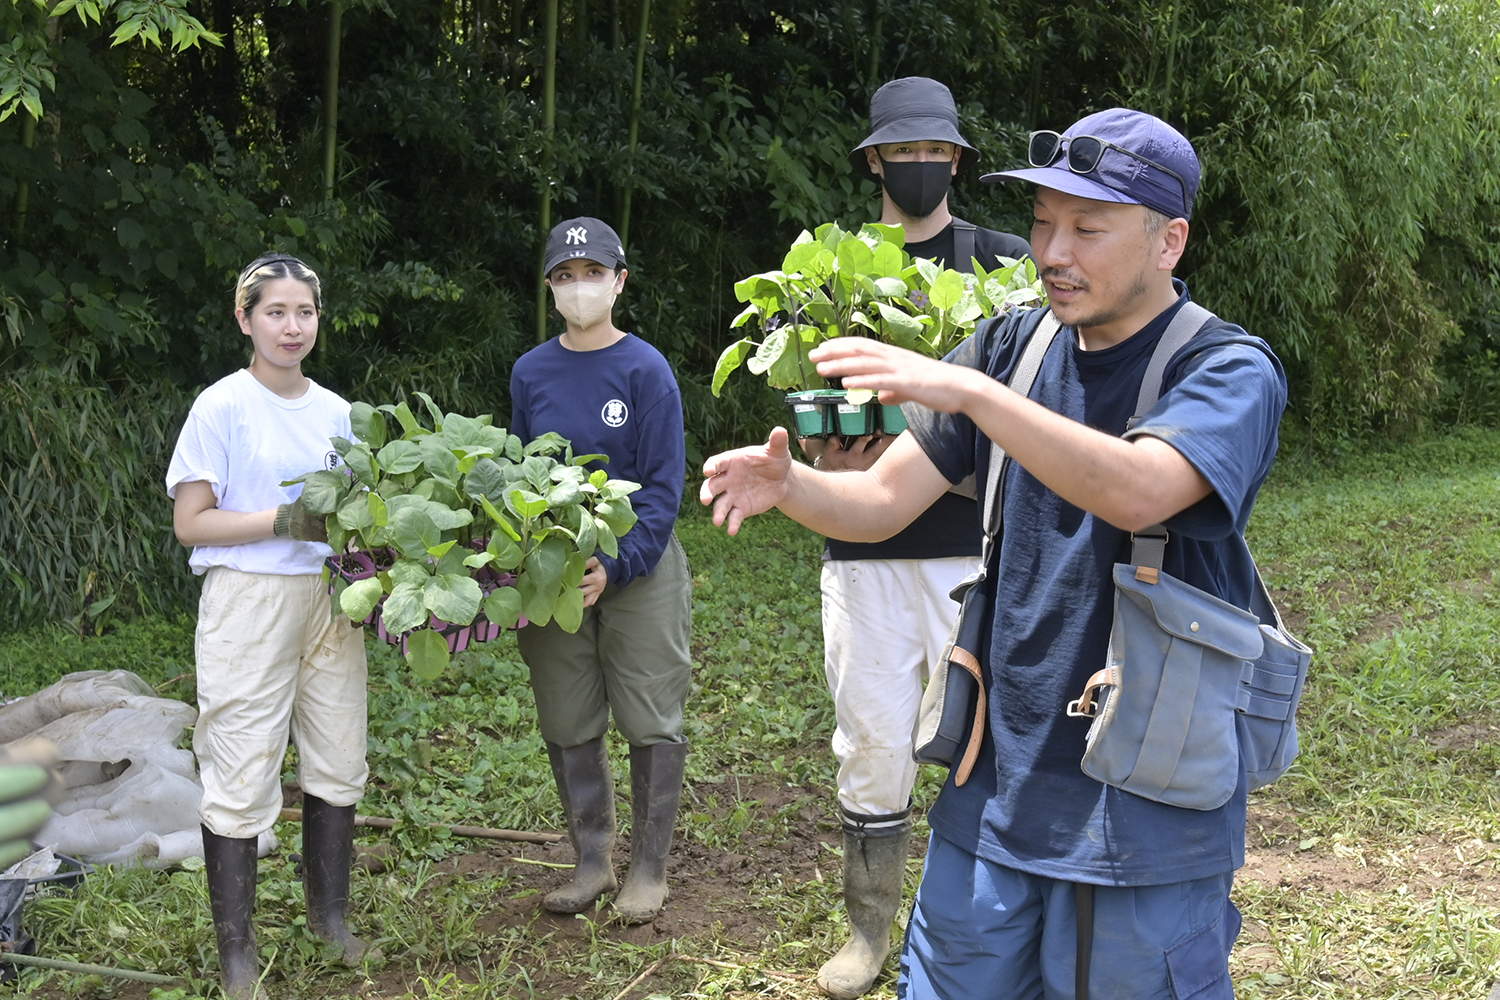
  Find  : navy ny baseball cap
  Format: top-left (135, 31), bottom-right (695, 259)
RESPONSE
top-left (849, 77), bottom-right (979, 181)
top-left (983, 108), bottom-right (1200, 220)
top-left (544, 217), bottom-right (627, 275)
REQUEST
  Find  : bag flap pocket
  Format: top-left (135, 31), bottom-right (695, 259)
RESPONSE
top-left (1113, 564), bottom-right (1263, 659)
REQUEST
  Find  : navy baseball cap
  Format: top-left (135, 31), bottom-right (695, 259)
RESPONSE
top-left (849, 77), bottom-right (979, 181)
top-left (544, 217), bottom-right (627, 275)
top-left (983, 108), bottom-right (1199, 220)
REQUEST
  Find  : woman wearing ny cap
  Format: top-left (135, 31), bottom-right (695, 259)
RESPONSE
top-left (509, 216), bottom-right (692, 924)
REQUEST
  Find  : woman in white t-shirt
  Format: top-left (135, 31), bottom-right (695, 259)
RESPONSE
top-left (166, 253), bottom-right (372, 999)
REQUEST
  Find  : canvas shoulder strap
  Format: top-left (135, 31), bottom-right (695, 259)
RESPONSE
top-left (1128, 302), bottom-right (1215, 571)
top-left (977, 311), bottom-right (1063, 568)
top-left (950, 218), bottom-right (978, 275)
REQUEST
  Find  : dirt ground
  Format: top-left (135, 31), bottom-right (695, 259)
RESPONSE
top-left (22, 794), bottom-right (1500, 999)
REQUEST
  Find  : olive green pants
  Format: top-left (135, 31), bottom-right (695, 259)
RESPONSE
top-left (517, 533), bottom-right (692, 748)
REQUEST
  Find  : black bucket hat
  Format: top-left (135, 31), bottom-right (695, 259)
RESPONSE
top-left (543, 217), bottom-right (627, 276)
top-left (849, 77), bottom-right (979, 181)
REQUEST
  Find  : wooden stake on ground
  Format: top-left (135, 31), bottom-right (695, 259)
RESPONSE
top-left (277, 808), bottom-right (563, 845)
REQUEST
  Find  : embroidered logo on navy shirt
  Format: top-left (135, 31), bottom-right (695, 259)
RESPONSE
top-left (601, 399), bottom-right (628, 427)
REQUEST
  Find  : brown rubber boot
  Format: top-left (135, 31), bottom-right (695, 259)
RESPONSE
top-left (302, 794), bottom-right (375, 963)
top-left (613, 740), bottom-right (688, 925)
top-left (543, 737), bottom-right (619, 913)
top-left (202, 825), bottom-right (260, 1000)
top-left (815, 810), bottom-right (911, 999)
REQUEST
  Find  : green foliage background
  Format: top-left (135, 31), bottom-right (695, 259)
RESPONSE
top-left (2, 0), bottom-right (1499, 627)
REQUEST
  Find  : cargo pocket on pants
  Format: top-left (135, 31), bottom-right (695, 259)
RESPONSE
top-left (1166, 900), bottom-right (1242, 1000)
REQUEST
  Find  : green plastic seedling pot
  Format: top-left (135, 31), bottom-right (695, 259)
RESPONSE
top-left (879, 404), bottom-right (908, 435)
top-left (835, 398), bottom-right (876, 436)
top-left (785, 391), bottom-right (834, 438)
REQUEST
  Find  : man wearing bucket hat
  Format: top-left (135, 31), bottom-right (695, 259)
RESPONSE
top-left (703, 108), bottom-right (1288, 998)
top-left (797, 77), bottom-right (1030, 1000)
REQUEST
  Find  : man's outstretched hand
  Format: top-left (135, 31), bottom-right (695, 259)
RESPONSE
top-left (700, 427), bottom-right (796, 535)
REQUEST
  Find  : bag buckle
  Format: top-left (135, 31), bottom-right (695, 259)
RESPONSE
top-left (1067, 668), bottom-right (1113, 718)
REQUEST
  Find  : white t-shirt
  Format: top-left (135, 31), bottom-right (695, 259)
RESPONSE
top-left (166, 369), bottom-right (352, 576)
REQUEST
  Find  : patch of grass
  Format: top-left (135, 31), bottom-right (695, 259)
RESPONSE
top-left (12, 430), bottom-right (1500, 997)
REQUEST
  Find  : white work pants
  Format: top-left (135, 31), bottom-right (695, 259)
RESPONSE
top-left (194, 567), bottom-right (368, 839)
top-left (821, 556), bottom-right (978, 818)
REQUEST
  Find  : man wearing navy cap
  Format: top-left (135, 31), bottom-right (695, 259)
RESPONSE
top-left (799, 77), bottom-right (1030, 1000)
top-left (703, 108), bottom-right (1288, 998)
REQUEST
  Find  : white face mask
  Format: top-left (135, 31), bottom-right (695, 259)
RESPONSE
top-left (551, 278), bottom-right (618, 329)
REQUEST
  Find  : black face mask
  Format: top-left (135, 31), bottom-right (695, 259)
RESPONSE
top-left (878, 157), bottom-right (953, 219)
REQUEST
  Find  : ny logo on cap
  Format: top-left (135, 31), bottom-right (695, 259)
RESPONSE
top-left (566, 227), bottom-right (588, 245)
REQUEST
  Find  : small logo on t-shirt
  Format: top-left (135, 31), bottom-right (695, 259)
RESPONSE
top-left (325, 450), bottom-right (342, 471)
top-left (601, 399), bottom-right (628, 427)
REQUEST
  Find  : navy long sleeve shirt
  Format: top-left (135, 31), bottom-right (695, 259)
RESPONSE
top-left (510, 333), bottom-right (686, 587)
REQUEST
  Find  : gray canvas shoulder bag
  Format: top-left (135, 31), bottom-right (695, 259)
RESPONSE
top-left (1066, 303), bottom-right (1313, 809)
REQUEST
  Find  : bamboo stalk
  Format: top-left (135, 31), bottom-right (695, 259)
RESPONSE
top-left (322, 0), bottom-right (343, 199)
top-left (277, 808), bottom-right (564, 844)
top-left (617, 0), bottom-right (651, 252)
top-left (534, 0), bottom-right (560, 344)
top-left (0, 952), bottom-right (181, 985)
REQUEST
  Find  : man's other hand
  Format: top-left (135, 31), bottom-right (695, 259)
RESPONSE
top-left (811, 338), bottom-right (982, 414)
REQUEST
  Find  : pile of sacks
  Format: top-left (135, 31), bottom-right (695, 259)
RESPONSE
top-left (0, 670), bottom-right (276, 867)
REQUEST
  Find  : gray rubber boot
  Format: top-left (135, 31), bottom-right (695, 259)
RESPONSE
top-left (302, 794), bottom-right (374, 963)
top-left (202, 826), bottom-right (260, 1000)
top-left (815, 811), bottom-right (911, 999)
top-left (543, 737), bottom-right (619, 913)
top-left (614, 740), bottom-right (689, 925)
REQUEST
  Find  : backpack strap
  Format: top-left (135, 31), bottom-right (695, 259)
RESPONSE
top-left (978, 311), bottom-right (1063, 561)
top-left (1127, 302), bottom-right (1215, 570)
top-left (951, 218), bottom-right (978, 275)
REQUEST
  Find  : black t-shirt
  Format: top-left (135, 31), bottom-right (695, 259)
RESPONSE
top-left (825, 220), bottom-right (1030, 561)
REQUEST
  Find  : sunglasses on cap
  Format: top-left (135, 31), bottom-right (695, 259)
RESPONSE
top-left (1027, 130), bottom-right (1189, 216)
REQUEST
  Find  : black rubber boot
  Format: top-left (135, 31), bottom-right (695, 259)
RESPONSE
top-left (543, 737), bottom-right (618, 913)
top-left (815, 809), bottom-right (911, 999)
top-left (614, 740), bottom-right (689, 925)
top-left (302, 794), bottom-right (373, 963)
top-left (202, 825), bottom-right (260, 1000)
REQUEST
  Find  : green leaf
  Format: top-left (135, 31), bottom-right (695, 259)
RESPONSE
top-left (296, 469), bottom-right (350, 515)
top-left (336, 492), bottom-right (375, 531)
top-left (418, 436), bottom-right (460, 482)
top-left (508, 488), bottom-right (549, 519)
top-left (389, 559), bottom-right (430, 588)
top-left (486, 531), bottom-right (523, 569)
top-left (594, 499), bottom-right (639, 537)
top-left (466, 457), bottom-right (507, 500)
top-left (872, 276), bottom-right (908, 298)
top-left (377, 439), bottom-right (424, 475)
top-left (547, 481), bottom-right (582, 509)
top-left (382, 582), bottom-right (428, 635)
top-left (518, 536), bottom-right (568, 624)
top-left (413, 391), bottom-right (445, 430)
top-left (423, 573), bottom-right (481, 626)
top-left (928, 269), bottom-right (965, 311)
top-left (404, 629), bottom-right (449, 680)
top-left (389, 506), bottom-right (441, 556)
top-left (482, 587), bottom-right (523, 629)
top-left (595, 518), bottom-right (619, 558)
top-left (746, 328), bottom-right (789, 376)
top-left (844, 388), bottom-right (876, 406)
top-left (712, 339), bottom-right (757, 396)
top-left (874, 301), bottom-right (929, 351)
top-left (574, 513), bottom-right (598, 556)
top-left (349, 402), bottom-right (387, 450)
top-left (339, 578), bottom-right (384, 622)
top-left (338, 441), bottom-right (379, 485)
top-left (463, 551), bottom-right (496, 569)
top-left (552, 586), bottom-right (586, 633)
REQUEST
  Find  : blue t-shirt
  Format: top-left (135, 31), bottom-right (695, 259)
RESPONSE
top-left (510, 334), bottom-right (686, 587)
top-left (905, 284), bottom-right (1288, 886)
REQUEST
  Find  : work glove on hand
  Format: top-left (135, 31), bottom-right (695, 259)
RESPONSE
top-left (0, 740), bottom-right (59, 869)
top-left (274, 497), bottom-right (328, 543)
